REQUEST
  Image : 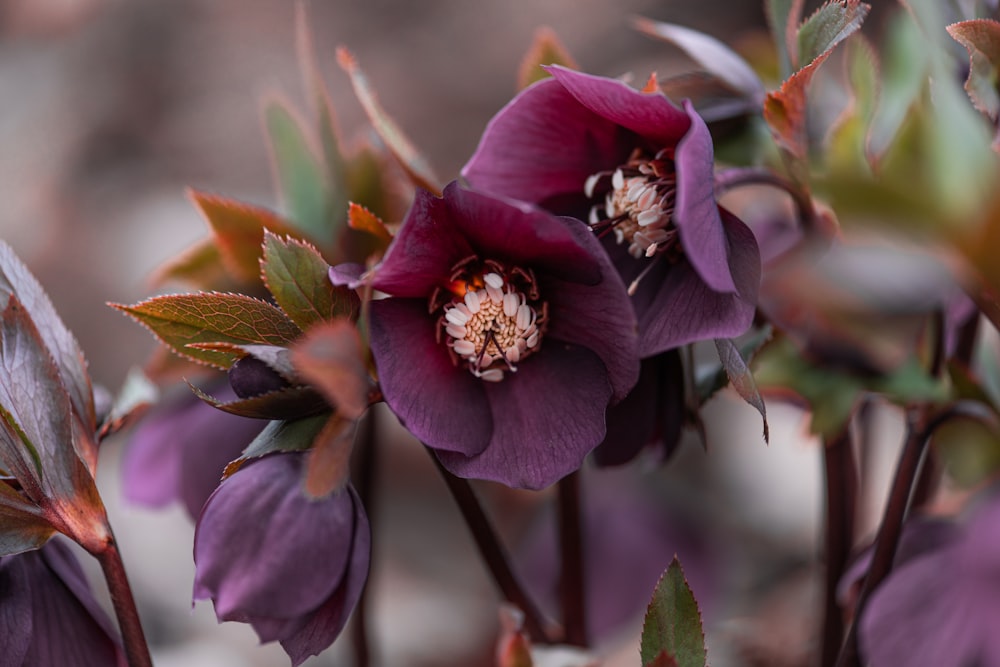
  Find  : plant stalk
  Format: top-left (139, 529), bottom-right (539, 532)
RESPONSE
top-left (96, 537), bottom-right (153, 667)
top-left (557, 470), bottom-right (587, 647)
top-left (821, 426), bottom-right (857, 667)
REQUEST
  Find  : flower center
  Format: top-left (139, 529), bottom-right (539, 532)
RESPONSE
top-left (432, 258), bottom-right (547, 382)
top-left (584, 148), bottom-right (681, 262)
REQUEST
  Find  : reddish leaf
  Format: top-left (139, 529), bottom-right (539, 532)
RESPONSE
top-left (190, 190), bottom-right (304, 285)
top-left (796, 0), bottom-right (871, 68)
top-left (112, 293), bottom-right (302, 369)
top-left (640, 557), bottom-right (707, 667)
top-left (0, 483), bottom-right (53, 556)
top-left (516, 26), bottom-right (579, 91)
top-left (714, 338), bottom-right (770, 443)
top-left (948, 19), bottom-right (1000, 121)
top-left (337, 47), bottom-right (442, 195)
top-left (188, 382), bottom-right (328, 420)
top-left (261, 231), bottom-right (360, 330)
top-left (303, 413), bottom-right (356, 499)
top-left (347, 202), bottom-right (393, 246)
top-left (149, 239), bottom-right (241, 292)
top-left (763, 49), bottom-right (834, 162)
top-left (290, 320), bottom-right (370, 419)
top-left (496, 606), bottom-right (534, 667)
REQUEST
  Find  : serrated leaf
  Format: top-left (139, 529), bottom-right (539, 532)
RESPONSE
top-left (827, 34), bottom-right (881, 173)
top-left (948, 19), bottom-right (1000, 120)
top-left (764, 49), bottom-right (835, 167)
top-left (113, 292), bottom-right (302, 369)
top-left (337, 47), bottom-right (442, 195)
top-left (517, 26), bottom-right (579, 90)
top-left (796, 0), bottom-right (871, 67)
top-left (0, 241), bottom-right (94, 430)
top-left (290, 320), bottom-right (370, 419)
top-left (189, 382), bottom-right (328, 420)
top-left (264, 97), bottom-right (336, 246)
top-left (766, 0), bottom-right (805, 77)
top-left (303, 413), bottom-right (356, 499)
top-left (149, 239), bottom-right (242, 292)
top-left (224, 413), bottom-right (329, 477)
top-left (261, 231), bottom-right (360, 330)
top-left (189, 190), bottom-right (305, 285)
top-left (96, 367), bottom-right (158, 442)
top-left (632, 17), bottom-right (765, 106)
top-left (640, 557), bottom-right (707, 667)
top-left (0, 484), bottom-right (53, 556)
top-left (714, 339), bottom-right (769, 443)
top-left (347, 202), bottom-right (392, 245)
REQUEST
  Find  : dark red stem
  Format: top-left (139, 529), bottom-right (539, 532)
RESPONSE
top-left (821, 426), bottom-right (857, 667)
top-left (350, 412), bottom-right (378, 667)
top-left (96, 537), bottom-right (153, 667)
top-left (557, 470), bottom-right (587, 647)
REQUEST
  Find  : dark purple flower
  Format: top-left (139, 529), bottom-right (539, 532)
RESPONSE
top-left (0, 539), bottom-right (126, 667)
top-left (122, 382), bottom-right (266, 519)
top-left (857, 493), bottom-right (1000, 666)
top-left (193, 453), bottom-right (369, 666)
top-left (368, 181), bottom-right (640, 489)
top-left (462, 65), bottom-right (760, 358)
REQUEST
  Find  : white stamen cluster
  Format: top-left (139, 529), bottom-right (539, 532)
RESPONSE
top-left (586, 163), bottom-right (677, 259)
top-left (441, 272), bottom-right (542, 382)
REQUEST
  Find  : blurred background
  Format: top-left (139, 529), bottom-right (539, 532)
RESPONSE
top-left (0, 1), bottom-right (905, 665)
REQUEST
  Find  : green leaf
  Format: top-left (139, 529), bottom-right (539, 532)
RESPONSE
top-left (640, 557), bottom-right (707, 667)
top-left (112, 292), bottom-right (302, 369)
top-left (337, 47), bottom-right (442, 195)
top-left (948, 19), bottom-right (1000, 120)
top-left (516, 26), bottom-right (579, 90)
top-left (796, 0), bottom-right (871, 67)
top-left (714, 338), bottom-right (769, 443)
top-left (765, 0), bottom-right (804, 77)
top-left (290, 320), bottom-right (370, 419)
top-left (933, 413), bottom-right (1000, 488)
top-left (261, 231), bottom-right (360, 330)
top-left (263, 97), bottom-right (335, 246)
top-left (0, 241), bottom-right (94, 429)
top-left (189, 190), bottom-right (305, 285)
top-left (827, 34), bottom-right (880, 174)
top-left (224, 413), bottom-right (329, 477)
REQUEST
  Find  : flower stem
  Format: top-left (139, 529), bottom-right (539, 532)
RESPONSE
top-left (350, 411), bottom-right (378, 667)
top-left (557, 470), bottom-right (587, 647)
top-left (833, 407), bottom-right (934, 667)
top-left (95, 536), bottom-right (153, 667)
top-left (820, 426), bottom-right (857, 667)
top-left (714, 166), bottom-right (817, 233)
top-left (429, 454), bottom-right (551, 643)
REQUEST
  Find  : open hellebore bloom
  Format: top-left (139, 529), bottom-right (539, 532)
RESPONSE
top-left (0, 539), bottom-right (126, 666)
top-left (367, 181), bottom-right (640, 489)
top-left (193, 453), bottom-right (369, 666)
top-left (462, 65), bottom-right (760, 358)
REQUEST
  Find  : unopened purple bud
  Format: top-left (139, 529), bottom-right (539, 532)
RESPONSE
top-left (228, 356), bottom-right (290, 398)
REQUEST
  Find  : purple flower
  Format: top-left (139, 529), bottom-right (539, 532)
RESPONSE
top-left (0, 539), bottom-right (126, 666)
top-left (368, 181), bottom-right (640, 489)
top-left (193, 453), bottom-right (369, 666)
top-left (857, 493), bottom-right (1000, 666)
top-left (122, 382), bottom-right (266, 519)
top-left (462, 66), bottom-right (760, 358)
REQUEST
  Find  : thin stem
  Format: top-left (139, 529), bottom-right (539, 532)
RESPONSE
top-left (429, 453), bottom-right (551, 644)
top-left (714, 166), bottom-right (817, 233)
top-left (833, 407), bottom-right (935, 667)
top-left (821, 426), bottom-right (857, 667)
top-left (350, 411), bottom-right (378, 667)
top-left (96, 537), bottom-right (153, 667)
top-left (557, 470), bottom-right (587, 647)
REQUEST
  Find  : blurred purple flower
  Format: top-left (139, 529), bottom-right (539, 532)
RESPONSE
top-left (122, 383), bottom-right (266, 519)
top-left (193, 453), bottom-right (369, 666)
top-left (0, 539), bottom-right (126, 667)
top-left (368, 181), bottom-right (640, 489)
top-left (462, 65), bottom-right (760, 358)
top-left (858, 493), bottom-right (1000, 666)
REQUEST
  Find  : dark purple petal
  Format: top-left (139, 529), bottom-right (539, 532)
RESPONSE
top-left (445, 184), bottom-right (603, 285)
top-left (436, 344), bottom-right (612, 489)
top-left (193, 454), bottom-right (354, 620)
top-left (461, 77), bottom-right (627, 207)
top-left (281, 488), bottom-right (371, 666)
top-left (369, 298), bottom-right (491, 456)
top-left (547, 66), bottom-right (691, 147)
top-left (328, 262), bottom-right (366, 288)
top-left (0, 549), bottom-right (32, 666)
top-left (123, 384), bottom-right (265, 519)
top-left (593, 351), bottom-right (684, 466)
top-left (674, 102), bottom-right (737, 293)
top-left (635, 258), bottom-right (755, 357)
top-left (371, 189), bottom-right (474, 298)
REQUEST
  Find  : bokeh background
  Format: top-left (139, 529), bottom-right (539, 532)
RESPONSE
top-left (0, 1), bottom-right (905, 665)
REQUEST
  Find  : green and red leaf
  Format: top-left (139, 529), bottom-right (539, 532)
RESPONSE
top-left (347, 202), bottom-right (393, 246)
top-left (948, 19), bottom-right (1000, 121)
top-left (517, 26), bottom-right (579, 90)
top-left (0, 484), bottom-right (53, 556)
top-left (303, 413), bottom-right (356, 499)
top-left (796, 0), bottom-right (871, 69)
top-left (290, 320), bottom-right (370, 420)
top-left (640, 557), bottom-right (707, 667)
top-left (189, 382), bottom-right (327, 421)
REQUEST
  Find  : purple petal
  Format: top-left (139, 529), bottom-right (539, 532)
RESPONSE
top-left (0, 550), bottom-right (32, 666)
top-left (368, 298), bottom-right (491, 456)
top-left (547, 66), bottom-right (691, 147)
top-left (328, 263), bottom-right (366, 289)
top-left (281, 488), bottom-right (371, 666)
top-left (371, 189), bottom-right (474, 298)
top-left (436, 344), bottom-right (612, 489)
top-left (636, 258), bottom-right (756, 357)
top-left (462, 78), bottom-right (626, 207)
top-left (445, 184), bottom-right (603, 285)
top-left (673, 102), bottom-right (736, 293)
top-left (194, 454), bottom-right (354, 619)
